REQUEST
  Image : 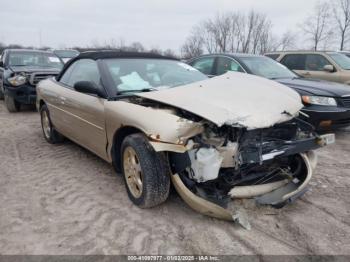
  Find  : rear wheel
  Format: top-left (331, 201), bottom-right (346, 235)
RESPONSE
top-left (40, 104), bottom-right (64, 144)
top-left (121, 133), bottom-right (170, 208)
top-left (4, 93), bottom-right (20, 112)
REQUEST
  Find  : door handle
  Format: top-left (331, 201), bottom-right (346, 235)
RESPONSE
top-left (302, 72), bottom-right (311, 76)
top-left (59, 96), bottom-right (67, 105)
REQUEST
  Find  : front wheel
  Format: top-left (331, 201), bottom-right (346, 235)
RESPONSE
top-left (121, 133), bottom-right (170, 208)
top-left (0, 85), bottom-right (4, 100)
top-left (4, 94), bottom-right (20, 112)
top-left (40, 104), bottom-right (64, 144)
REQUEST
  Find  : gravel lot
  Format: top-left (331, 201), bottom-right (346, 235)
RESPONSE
top-left (0, 100), bottom-right (349, 255)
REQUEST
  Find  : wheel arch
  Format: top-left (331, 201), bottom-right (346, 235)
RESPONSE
top-left (111, 125), bottom-right (145, 172)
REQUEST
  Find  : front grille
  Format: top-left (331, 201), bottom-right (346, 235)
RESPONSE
top-left (29, 73), bottom-right (58, 86)
top-left (341, 97), bottom-right (350, 108)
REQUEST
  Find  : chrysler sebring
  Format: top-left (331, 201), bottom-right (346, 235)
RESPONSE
top-left (36, 51), bottom-right (334, 225)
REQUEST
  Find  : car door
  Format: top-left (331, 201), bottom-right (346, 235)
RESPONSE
top-left (54, 59), bottom-right (108, 160)
top-left (214, 56), bottom-right (245, 76)
top-left (189, 56), bottom-right (216, 77)
top-left (303, 54), bottom-right (340, 82)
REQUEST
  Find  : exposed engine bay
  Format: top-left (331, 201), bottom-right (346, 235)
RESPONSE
top-left (124, 95), bottom-right (335, 227)
top-left (167, 117), bottom-right (327, 206)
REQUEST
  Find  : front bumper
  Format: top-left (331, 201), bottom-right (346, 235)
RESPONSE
top-left (172, 152), bottom-right (315, 221)
top-left (302, 105), bottom-right (350, 131)
top-left (170, 134), bottom-right (333, 226)
top-left (4, 84), bottom-right (36, 105)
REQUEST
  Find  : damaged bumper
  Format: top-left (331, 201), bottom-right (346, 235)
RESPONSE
top-left (166, 132), bottom-right (334, 224)
top-left (171, 152), bottom-right (315, 222)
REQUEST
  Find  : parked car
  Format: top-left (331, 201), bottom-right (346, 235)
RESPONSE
top-left (188, 54), bottom-right (350, 130)
top-left (53, 49), bottom-right (79, 63)
top-left (36, 51), bottom-right (334, 223)
top-left (0, 49), bottom-right (64, 112)
top-left (264, 51), bottom-right (350, 85)
top-left (338, 51), bottom-right (350, 58)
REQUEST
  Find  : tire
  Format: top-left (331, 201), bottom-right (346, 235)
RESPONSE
top-left (40, 104), bottom-right (64, 144)
top-left (121, 133), bottom-right (170, 208)
top-left (4, 93), bottom-right (20, 112)
top-left (0, 85), bottom-right (4, 100)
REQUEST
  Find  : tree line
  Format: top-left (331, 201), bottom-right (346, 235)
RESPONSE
top-left (1, 0), bottom-right (350, 60)
top-left (181, 0), bottom-right (350, 59)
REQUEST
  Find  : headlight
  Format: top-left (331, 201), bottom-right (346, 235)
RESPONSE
top-left (302, 95), bottom-right (337, 106)
top-left (7, 74), bottom-right (27, 86)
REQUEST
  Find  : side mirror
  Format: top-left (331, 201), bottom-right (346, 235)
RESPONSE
top-left (0, 61), bottom-right (4, 67)
top-left (323, 65), bottom-right (334, 72)
top-left (73, 81), bottom-right (105, 97)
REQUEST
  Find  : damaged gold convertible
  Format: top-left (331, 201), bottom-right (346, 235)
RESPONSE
top-left (36, 51), bottom-right (335, 225)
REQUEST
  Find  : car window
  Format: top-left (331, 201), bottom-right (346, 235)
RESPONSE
top-left (61, 59), bottom-right (101, 88)
top-left (239, 56), bottom-right (296, 79)
top-left (305, 54), bottom-right (331, 71)
top-left (280, 54), bottom-right (307, 70)
top-left (265, 54), bottom-right (280, 60)
top-left (104, 58), bottom-right (207, 94)
top-left (328, 53), bottom-right (350, 70)
top-left (60, 63), bottom-right (76, 85)
top-left (8, 51), bottom-right (63, 69)
top-left (190, 57), bottom-right (215, 75)
top-left (54, 50), bottom-right (79, 59)
top-left (215, 57), bottom-right (244, 75)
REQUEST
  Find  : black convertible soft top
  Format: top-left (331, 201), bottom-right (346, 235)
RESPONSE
top-left (57, 50), bottom-right (178, 81)
top-left (74, 50), bottom-right (178, 61)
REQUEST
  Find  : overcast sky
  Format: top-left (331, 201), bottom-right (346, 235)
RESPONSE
top-left (0, 0), bottom-right (320, 52)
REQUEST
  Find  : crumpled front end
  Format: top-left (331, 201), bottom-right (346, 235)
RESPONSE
top-left (111, 73), bottom-right (335, 227)
top-left (160, 117), bottom-right (334, 226)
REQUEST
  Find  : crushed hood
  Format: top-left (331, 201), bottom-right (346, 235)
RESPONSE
top-left (137, 72), bottom-right (303, 129)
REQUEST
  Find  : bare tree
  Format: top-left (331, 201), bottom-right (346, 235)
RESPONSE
top-left (181, 33), bottom-right (203, 59)
top-left (274, 31), bottom-right (297, 51)
top-left (183, 10), bottom-right (274, 55)
top-left (163, 49), bottom-right (177, 58)
top-left (149, 47), bottom-right (163, 55)
top-left (333, 0), bottom-right (350, 50)
top-left (300, 2), bottom-right (331, 50)
top-left (127, 42), bottom-right (145, 52)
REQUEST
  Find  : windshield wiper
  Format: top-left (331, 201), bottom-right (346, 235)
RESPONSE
top-left (117, 88), bottom-right (157, 95)
top-left (108, 88), bottom-right (158, 101)
top-left (270, 76), bottom-right (298, 80)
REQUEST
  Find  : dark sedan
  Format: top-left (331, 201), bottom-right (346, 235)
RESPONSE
top-left (188, 54), bottom-right (350, 130)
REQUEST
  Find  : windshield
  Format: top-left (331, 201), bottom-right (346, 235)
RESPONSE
top-left (239, 56), bottom-right (297, 79)
top-left (9, 51), bottom-right (63, 69)
top-left (328, 53), bottom-right (350, 70)
top-left (54, 50), bottom-right (79, 58)
top-left (104, 58), bottom-right (207, 94)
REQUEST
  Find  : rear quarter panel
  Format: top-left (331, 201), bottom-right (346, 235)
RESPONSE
top-left (36, 78), bottom-right (66, 131)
